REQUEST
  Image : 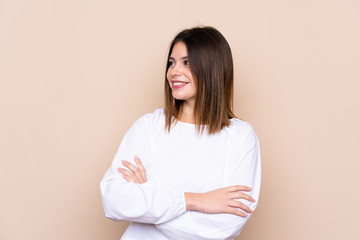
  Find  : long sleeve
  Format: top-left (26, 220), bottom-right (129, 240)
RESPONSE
top-left (100, 113), bottom-right (186, 224)
top-left (155, 122), bottom-right (261, 240)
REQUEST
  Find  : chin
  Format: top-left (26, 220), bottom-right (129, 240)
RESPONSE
top-left (172, 94), bottom-right (186, 101)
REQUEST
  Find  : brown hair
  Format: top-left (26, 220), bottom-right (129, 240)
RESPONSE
top-left (164, 26), bottom-right (236, 134)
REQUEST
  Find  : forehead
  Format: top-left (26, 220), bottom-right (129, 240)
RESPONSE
top-left (170, 42), bottom-right (188, 57)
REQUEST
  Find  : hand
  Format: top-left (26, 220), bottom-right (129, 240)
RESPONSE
top-left (117, 155), bottom-right (147, 184)
top-left (185, 185), bottom-right (255, 217)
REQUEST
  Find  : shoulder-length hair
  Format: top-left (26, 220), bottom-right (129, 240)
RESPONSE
top-left (164, 26), bottom-right (236, 135)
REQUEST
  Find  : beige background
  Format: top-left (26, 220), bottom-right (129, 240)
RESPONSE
top-left (1, 0), bottom-right (359, 239)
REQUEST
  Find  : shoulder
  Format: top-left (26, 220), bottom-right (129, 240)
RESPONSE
top-left (129, 108), bottom-right (165, 138)
top-left (134, 108), bottom-right (165, 127)
top-left (225, 118), bottom-right (258, 146)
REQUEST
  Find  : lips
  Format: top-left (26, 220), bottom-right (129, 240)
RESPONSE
top-left (171, 81), bottom-right (188, 89)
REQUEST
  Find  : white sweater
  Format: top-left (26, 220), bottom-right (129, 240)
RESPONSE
top-left (100, 109), bottom-right (261, 240)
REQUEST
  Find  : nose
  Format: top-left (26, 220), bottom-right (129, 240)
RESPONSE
top-left (170, 63), bottom-right (182, 76)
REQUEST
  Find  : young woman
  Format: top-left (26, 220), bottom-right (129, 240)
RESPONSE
top-left (100, 26), bottom-right (261, 240)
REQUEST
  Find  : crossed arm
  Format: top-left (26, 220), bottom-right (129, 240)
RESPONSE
top-left (118, 155), bottom-right (255, 218)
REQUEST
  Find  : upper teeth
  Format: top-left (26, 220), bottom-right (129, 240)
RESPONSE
top-left (173, 82), bottom-right (186, 85)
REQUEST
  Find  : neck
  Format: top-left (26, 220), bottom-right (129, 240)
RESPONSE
top-left (179, 100), bottom-right (195, 124)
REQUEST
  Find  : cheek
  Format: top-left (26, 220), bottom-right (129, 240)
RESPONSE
top-left (184, 71), bottom-right (194, 84)
top-left (166, 71), bottom-right (170, 82)
top-left (166, 71), bottom-right (172, 88)
top-left (166, 69), bottom-right (171, 80)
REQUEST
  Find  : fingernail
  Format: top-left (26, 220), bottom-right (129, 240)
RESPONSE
top-left (122, 160), bottom-right (126, 164)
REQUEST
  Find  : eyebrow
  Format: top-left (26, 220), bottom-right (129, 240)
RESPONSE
top-left (169, 56), bottom-right (188, 60)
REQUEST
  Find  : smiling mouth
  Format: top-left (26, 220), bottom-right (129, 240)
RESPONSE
top-left (171, 81), bottom-right (188, 89)
top-left (172, 82), bottom-right (188, 86)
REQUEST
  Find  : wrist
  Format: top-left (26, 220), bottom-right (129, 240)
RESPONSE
top-left (184, 192), bottom-right (200, 211)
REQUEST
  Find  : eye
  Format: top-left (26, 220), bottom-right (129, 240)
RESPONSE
top-left (184, 60), bottom-right (190, 66)
top-left (168, 60), bottom-right (175, 67)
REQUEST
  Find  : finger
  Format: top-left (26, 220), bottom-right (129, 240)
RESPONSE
top-left (122, 160), bottom-right (143, 183)
top-left (118, 168), bottom-right (139, 183)
top-left (134, 156), bottom-right (147, 182)
top-left (226, 207), bottom-right (248, 217)
top-left (228, 200), bottom-right (253, 213)
top-left (122, 174), bottom-right (136, 183)
top-left (228, 185), bottom-right (252, 192)
top-left (117, 167), bottom-right (134, 177)
top-left (122, 160), bottom-right (138, 173)
top-left (228, 191), bottom-right (256, 203)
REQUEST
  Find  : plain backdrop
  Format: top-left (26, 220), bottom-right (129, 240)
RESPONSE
top-left (1, 0), bottom-right (359, 239)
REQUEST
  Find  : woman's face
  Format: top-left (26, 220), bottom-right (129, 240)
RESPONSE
top-left (167, 41), bottom-right (196, 106)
